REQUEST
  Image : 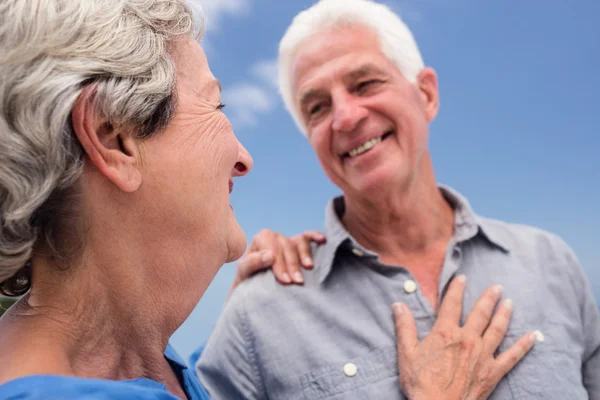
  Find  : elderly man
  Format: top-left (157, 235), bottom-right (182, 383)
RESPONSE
top-left (195, 0), bottom-right (600, 399)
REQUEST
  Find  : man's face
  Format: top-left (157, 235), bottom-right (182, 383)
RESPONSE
top-left (291, 25), bottom-right (439, 196)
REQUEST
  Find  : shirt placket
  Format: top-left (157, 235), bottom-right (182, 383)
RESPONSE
top-left (395, 269), bottom-right (436, 342)
top-left (402, 241), bottom-right (465, 341)
top-left (437, 241), bottom-right (464, 309)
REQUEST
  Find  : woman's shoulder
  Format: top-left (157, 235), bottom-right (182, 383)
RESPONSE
top-left (0, 375), bottom-right (180, 400)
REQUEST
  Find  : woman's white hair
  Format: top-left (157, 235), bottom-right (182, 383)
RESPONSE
top-left (0, 0), bottom-right (201, 295)
top-left (278, 0), bottom-right (425, 136)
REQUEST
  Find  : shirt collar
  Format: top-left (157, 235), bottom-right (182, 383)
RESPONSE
top-left (314, 196), bottom-right (353, 285)
top-left (439, 185), bottom-right (511, 253)
top-left (314, 184), bottom-right (510, 285)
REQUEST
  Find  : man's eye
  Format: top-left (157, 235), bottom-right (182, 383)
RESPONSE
top-left (309, 104), bottom-right (323, 115)
top-left (356, 80), bottom-right (379, 91)
top-left (217, 102), bottom-right (226, 110)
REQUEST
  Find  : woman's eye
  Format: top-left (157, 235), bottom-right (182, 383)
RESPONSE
top-left (217, 102), bottom-right (226, 110)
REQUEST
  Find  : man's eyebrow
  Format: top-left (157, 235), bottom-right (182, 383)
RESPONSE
top-left (299, 88), bottom-right (328, 110)
top-left (346, 64), bottom-right (387, 81)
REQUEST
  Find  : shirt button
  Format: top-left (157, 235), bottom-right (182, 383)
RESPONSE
top-left (403, 280), bottom-right (417, 294)
top-left (352, 248), bottom-right (364, 257)
top-left (343, 363), bottom-right (358, 377)
top-left (533, 330), bottom-right (545, 343)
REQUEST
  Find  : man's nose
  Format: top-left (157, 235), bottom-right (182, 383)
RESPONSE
top-left (331, 94), bottom-right (369, 133)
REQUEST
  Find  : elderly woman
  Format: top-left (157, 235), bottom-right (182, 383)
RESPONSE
top-left (0, 0), bottom-right (247, 398)
top-left (0, 1), bottom-right (532, 399)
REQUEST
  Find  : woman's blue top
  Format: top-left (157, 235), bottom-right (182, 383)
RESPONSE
top-left (0, 344), bottom-right (210, 399)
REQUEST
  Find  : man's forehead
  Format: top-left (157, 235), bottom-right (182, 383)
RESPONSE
top-left (293, 36), bottom-right (391, 89)
top-left (346, 63), bottom-right (388, 79)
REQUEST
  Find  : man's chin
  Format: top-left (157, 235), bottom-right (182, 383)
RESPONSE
top-left (345, 165), bottom-right (408, 195)
top-left (347, 177), bottom-right (397, 197)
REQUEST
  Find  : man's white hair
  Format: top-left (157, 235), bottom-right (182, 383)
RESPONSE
top-left (278, 0), bottom-right (425, 136)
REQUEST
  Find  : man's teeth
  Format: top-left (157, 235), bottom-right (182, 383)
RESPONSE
top-left (348, 136), bottom-right (382, 157)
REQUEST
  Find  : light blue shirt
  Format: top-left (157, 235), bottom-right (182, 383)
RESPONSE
top-left (195, 186), bottom-right (600, 400)
top-left (0, 344), bottom-right (209, 400)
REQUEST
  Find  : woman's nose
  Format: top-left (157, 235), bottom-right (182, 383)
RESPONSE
top-left (233, 141), bottom-right (253, 177)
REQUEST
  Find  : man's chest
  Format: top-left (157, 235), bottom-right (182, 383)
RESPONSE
top-left (249, 257), bottom-right (586, 400)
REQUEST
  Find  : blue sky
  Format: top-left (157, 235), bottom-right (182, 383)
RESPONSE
top-left (171, 0), bottom-right (600, 359)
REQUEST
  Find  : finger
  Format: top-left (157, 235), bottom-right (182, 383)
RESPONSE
top-left (437, 274), bottom-right (467, 326)
top-left (463, 284), bottom-right (504, 335)
top-left (295, 236), bottom-right (315, 268)
top-left (393, 303), bottom-right (418, 363)
top-left (270, 252), bottom-right (292, 284)
top-left (249, 232), bottom-right (292, 284)
top-left (303, 230), bottom-right (327, 244)
top-left (248, 229), bottom-right (277, 252)
top-left (493, 332), bottom-right (536, 378)
top-left (278, 235), bottom-right (304, 284)
top-left (236, 250), bottom-right (275, 280)
top-left (482, 298), bottom-right (514, 354)
top-left (296, 231), bottom-right (326, 268)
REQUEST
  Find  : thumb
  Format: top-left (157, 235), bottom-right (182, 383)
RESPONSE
top-left (393, 303), bottom-right (418, 362)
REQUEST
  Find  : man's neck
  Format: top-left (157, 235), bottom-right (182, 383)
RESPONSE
top-left (342, 167), bottom-right (454, 310)
top-left (342, 167), bottom-right (455, 261)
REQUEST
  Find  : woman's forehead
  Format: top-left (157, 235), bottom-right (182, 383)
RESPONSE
top-left (172, 38), bottom-right (218, 95)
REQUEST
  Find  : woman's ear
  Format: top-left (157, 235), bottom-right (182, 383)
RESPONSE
top-left (71, 86), bottom-right (142, 193)
top-left (417, 67), bottom-right (440, 122)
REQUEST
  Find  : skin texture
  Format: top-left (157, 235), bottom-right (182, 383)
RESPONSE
top-left (0, 38), bottom-right (252, 400)
top-left (234, 25), bottom-right (536, 399)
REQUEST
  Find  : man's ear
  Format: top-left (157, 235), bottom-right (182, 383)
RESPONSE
top-left (417, 67), bottom-right (440, 122)
top-left (71, 86), bottom-right (142, 193)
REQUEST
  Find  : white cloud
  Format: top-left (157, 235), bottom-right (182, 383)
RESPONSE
top-left (222, 59), bottom-right (280, 128)
top-left (222, 82), bottom-right (276, 127)
top-left (187, 0), bottom-right (252, 31)
top-left (250, 60), bottom-right (279, 89)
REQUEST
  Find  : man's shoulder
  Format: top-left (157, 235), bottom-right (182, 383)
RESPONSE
top-left (229, 245), bottom-right (329, 313)
top-left (478, 216), bottom-right (577, 263)
top-left (229, 270), bottom-right (281, 309)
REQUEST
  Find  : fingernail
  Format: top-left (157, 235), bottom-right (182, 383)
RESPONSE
top-left (528, 332), bottom-right (537, 344)
top-left (293, 272), bottom-right (304, 284)
top-left (303, 257), bottom-right (313, 267)
top-left (503, 298), bottom-right (513, 310)
top-left (493, 284), bottom-right (504, 296)
top-left (393, 303), bottom-right (404, 315)
top-left (457, 274), bottom-right (467, 283)
top-left (281, 273), bottom-right (292, 283)
top-left (261, 251), bottom-right (273, 264)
